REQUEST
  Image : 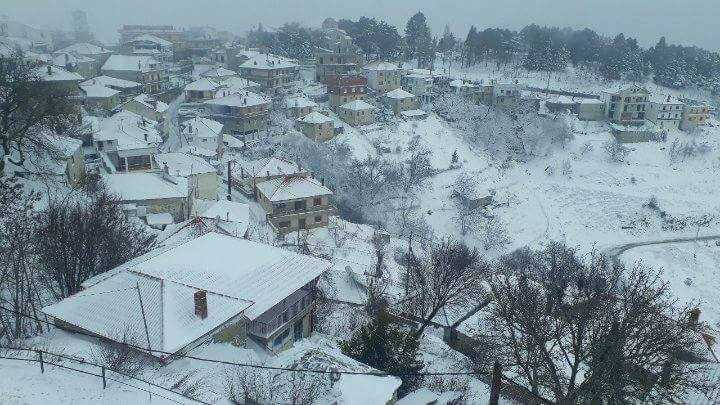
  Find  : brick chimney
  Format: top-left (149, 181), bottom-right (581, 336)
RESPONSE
top-left (194, 290), bottom-right (208, 319)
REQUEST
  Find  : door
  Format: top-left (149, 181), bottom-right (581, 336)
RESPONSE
top-left (293, 320), bottom-right (304, 341)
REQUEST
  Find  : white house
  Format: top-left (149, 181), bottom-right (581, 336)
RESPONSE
top-left (179, 117), bottom-right (224, 158)
top-left (93, 110), bottom-right (162, 173)
top-left (154, 152), bottom-right (219, 201)
top-left (648, 94), bottom-right (684, 130)
top-left (43, 232), bottom-right (331, 359)
top-left (101, 171), bottom-right (190, 222)
top-left (231, 156), bottom-right (307, 195)
top-left (363, 61), bottom-right (402, 93)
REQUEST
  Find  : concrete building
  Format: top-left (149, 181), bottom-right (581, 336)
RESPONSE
top-left (51, 52), bottom-right (96, 79)
top-left (297, 111), bottom-right (334, 141)
top-left (238, 53), bottom-right (300, 94)
top-left (155, 153), bottom-right (219, 201)
top-left (315, 31), bottom-right (363, 83)
top-left (338, 99), bottom-right (376, 126)
top-left (256, 175), bottom-right (336, 234)
top-left (382, 88), bottom-right (418, 115)
top-left (401, 72), bottom-right (434, 104)
top-left (80, 82), bottom-right (121, 111)
top-left (204, 91), bottom-right (270, 136)
top-left (327, 74), bottom-right (367, 110)
top-left (122, 34), bottom-right (174, 63)
top-left (363, 61), bottom-right (402, 94)
top-left (101, 172), bottom-right (190, 221)
top-left (602, 85), bottom-right (650, 125)
top-left (648, 94), bottom-right (684, 130)
top-left (179, 117), bottom-right (224, 158)
top-left (681, 102), bottom-right (711, 131)
top-left (285, 96), bottom-right (317, 118)
top-left (54, 42), bottom-right (112, 71)
top-left (122, 93), bottom-right (168, 124)
top-left (231, 157), bottom-right (307, 196)
top-left (101, 54), bottom-right (166, 95)
top-left (93, 110), bottom-right (162, 173)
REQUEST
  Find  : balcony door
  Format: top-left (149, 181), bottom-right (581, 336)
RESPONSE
top-left (293, 320), bottom-right (304, 341)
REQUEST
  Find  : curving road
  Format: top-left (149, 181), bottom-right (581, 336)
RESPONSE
top-left (605, 234), bottom-right (720, 263)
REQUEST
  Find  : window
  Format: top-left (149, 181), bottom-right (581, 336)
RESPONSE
top-left (278, 221), bottom-right (291, 228)
top-left (314, 215), bottom-right (322, 223)
top-left (313, 197), bottom-right (322, 206)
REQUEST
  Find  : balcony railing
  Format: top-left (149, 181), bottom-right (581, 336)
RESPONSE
top-left (266, 205), bottom-right (336, 220)
top-left (248, 291), bottom-right (315, 337)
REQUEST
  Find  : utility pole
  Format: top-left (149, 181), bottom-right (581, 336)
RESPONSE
top-left (227, 161), bottom-right (232, 201)
top-left (489, 360), bottom-right (502, 405)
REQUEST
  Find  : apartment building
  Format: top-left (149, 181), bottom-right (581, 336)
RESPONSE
top-left (238, 53), bottom-right (300, 93)
top-left (327, 74), bottom-right (367, 110)
top-left (363, 61), bottom-right (402, 93)
top-left (648, 94), bottom-right (684, 130)
top-left (256, 175), bottom-right (336, 234)
top-left (101, 54), bottom-right (167, 95)
top-left (315, 32), bottom-right (363, 83)
top-left (602, 85), bottom-right (650, 125)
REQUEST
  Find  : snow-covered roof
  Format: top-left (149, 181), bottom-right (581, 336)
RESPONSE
top-left (205, 91), bottom-right (269, 108)
top-left (81, 83), bottom-right (121, 98)
top-left (35, 65), bottom-right (83, 82)
top-left (146, 212), bottom-right (174, 226)
top-left (102, 54), bottom-right (160, 73)
top-left (55, 42), bottom-right (111, 55)
top-left (400, 109), bottom-right (428, 118)
top-left (396, 388), bottom-right (463, 405)
top-left (199, 66), bottom-right (237, 79)
top-left (239, 156), bottom-right (304, 178)
top-left (82, 75), bottom-right (141, 89)
top-left (52, 52), bottom-right (94, 67)
top-left (285, 96), bottom-right (317, 109)
top-left (256, 175), bottom-right (333, 202)
top-left (184, 77), bottom-right (222, 92)
top-left (195, 199), bottom-right (250, 238)
top-left (94, 110), bottom-right (162, 151)
top-left (604, 83), bottom-right (649, 95)
top-left (43, 232), bottom-right (331, 357)
top-left (384, 88), bottom-right (415, 99)
top-left (128, 34), bottom-right (173, 47)
top-left (179, 117), bottom-right (223, 139)
top-left (364, 61), bottom-right (401, 71)
top-left (339, 99), bottom-right (375, 111)
top-left (333, 375), bottom-right (401, 405)
top-left (239, 53), bottom-right (298, 70)
top-left (298, 111), bottom-right (332, 125)
top-left (130, 93), bottom-right (169, 113)
top-left (649, 93), bottom-right (684, 105)
top-left (102, 172), bottom-right (188, 201)
top-left (45, 133), bottom-right (83, 158)
top-left (155, 153), bottom-right (217, 176)
top-left (221, 76), bottom-right (261, 92)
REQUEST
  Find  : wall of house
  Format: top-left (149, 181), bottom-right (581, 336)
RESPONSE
top-left (339, 108), bottom-right (374, 126)
top-left (259, 193), bottom-right (333, 234)
top-left (365, 70), bottom-right (401, 93)
top-left (387, 97), bottom-right (418, 114)
top-left (212, 317), bottom-right (247, 347)
top-left (122, 197), bottom-right (188, 222)
top-left (123, 100), bottom-right (162, 123)
top-left (577, 102), bottom-right (606, 121)
top-left (189, 172), bottom-right (219, 201)
top-left (301, 122), bottom-right (334, 141)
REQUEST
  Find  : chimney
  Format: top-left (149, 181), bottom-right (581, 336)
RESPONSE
top-left (194, 290), bottom-right (208, 319)
top-left (143, 132), bottom-right (148, 141)
top-left (266, 170), bottom-right (270, 177)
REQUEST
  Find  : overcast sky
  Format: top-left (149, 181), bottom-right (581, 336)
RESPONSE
top-left (5, 0), bottom-right (719, 51)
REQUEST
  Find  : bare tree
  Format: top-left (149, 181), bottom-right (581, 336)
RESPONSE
top-left (402, 239), bottom-right (488, 338)
top-left (91, 330), bottom-right (150, 378)
top-left (225, 367), bottom-right (324, 405)
top-left (451, 171), bottom-right (481, 236)
top-left (1, 52), bottom-right (80, 174)
top-left (0, 177), bottom-right (44, 342)
top-left (35, 179), bottom-right (152, 299)
top-left (480, 242), bottom-right (712, 404)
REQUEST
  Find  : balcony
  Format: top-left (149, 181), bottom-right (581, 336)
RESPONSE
top-left (267, 204), bottom-right (337, 221)
top-left (247, 290), bottom-right (315, 338)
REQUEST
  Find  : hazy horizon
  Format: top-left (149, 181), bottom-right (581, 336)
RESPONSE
top-left (4, 0), bottom-right (719, 51)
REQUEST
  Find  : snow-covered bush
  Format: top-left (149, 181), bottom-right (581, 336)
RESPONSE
top-left (603, 139), bottom-right (630, 163)
top-left (667, 138), bottom-right (713, 162)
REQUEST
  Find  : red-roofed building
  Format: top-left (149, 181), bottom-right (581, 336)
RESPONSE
top-left (327, 74), bottom-right (367, 110)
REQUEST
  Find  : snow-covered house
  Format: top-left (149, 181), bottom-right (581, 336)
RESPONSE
top-left (647, 94), bottom-right (684, 130)
top-left (154, 152), bottom-right (219, 201)
top-left (179, 117), bottom-right (224, 158)
top-left (93, 110), bottom-right (162, 172)
top-left (205, 91), bottom-right (270, 136)
top-left (122, 93), bottom-right (168, 123)
top-left (231, 156), bottom-right (307, 196)
top-left (338, 99), bottom-right (376, 126)
top-left (80, 82), bottom-right (121, 111)
top-left (9, 133), bottom-right (86, 187)
top-left (256, 175), bottom-right (335, 234)
top-left (327, 74), bottom-right (368, 110)
top-left (199, 66), bottom-right (238, 80)
top-left (101, 172), bottom-right (190, 222)
top-left (237, 53), bottom-right (300, 93)
top-left (123, 34), bottom-right (174, 62)
top-left (363, 61), bottom-right (402, 94)
top-left (297, 111), bottom-right (335, 141)
top-left (54, 42), bottom-right (112, 67)
top-left (43, 232), bottom-right (331, 360)
top-left (51, 52), bottom-right (96, 79)
top-left (81, 75), bottom-right (142, 99)
top-left (101, 54), bottom-right (166, 95)
top-left (382, 88), bottom-right (418, 115)
top-left (681, 101), bottom-right (711, 131)
top-left (285, 95), bottom-right (318, 118)
top-left (36, 64), bottom-right (83, 95)
top-left (315, 30), bottom-right (364, 83)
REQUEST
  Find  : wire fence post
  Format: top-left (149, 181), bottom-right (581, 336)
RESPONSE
top-left (489, 360), bottom-right (501, 405)
top-left (101, 366), bottom-right (106, 389)
top-left (38, 350), bottom-right (44, 373)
